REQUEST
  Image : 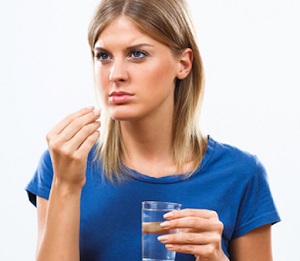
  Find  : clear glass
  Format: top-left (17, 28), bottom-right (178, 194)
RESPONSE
top-left (142, 201), bottom-right (182, 261)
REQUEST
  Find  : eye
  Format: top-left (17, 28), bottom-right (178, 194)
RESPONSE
top-left (95, 51), bottom-right (111, 62)
top-left (129, 50), bottom-right (147, 59)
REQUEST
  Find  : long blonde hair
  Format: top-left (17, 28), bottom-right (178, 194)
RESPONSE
top-left (88, 0), bottom-right (206, 181)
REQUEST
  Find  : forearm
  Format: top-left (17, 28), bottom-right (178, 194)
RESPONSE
top-left (37, 180), bottom-right (82, 261)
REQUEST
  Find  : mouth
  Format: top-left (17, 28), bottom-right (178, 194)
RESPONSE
top-left (109, 91), bottom-right (134, 104)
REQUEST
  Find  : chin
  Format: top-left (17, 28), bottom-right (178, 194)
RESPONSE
top-left (108, 110), bottom-right (139, 121)
top-left (107, 105), bottom-right (146, 122)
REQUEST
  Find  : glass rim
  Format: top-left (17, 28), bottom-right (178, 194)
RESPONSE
top-left (142, 200), bottom-right (182, 210)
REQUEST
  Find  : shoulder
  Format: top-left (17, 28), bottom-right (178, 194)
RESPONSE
top-left (204, 136), bottom-right (266, 179)
top-left (36, 149), bottom-right (53, 173)
top-left (209, 136), bottom-right (262, 164)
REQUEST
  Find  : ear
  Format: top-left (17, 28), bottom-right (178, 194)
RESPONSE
top-left (176, 48), bottom-right (193, 80)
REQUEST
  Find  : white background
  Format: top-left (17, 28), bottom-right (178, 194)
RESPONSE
top-left (1, 0), bottom-right (299, 260)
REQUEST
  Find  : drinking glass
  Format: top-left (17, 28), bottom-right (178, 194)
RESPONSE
top-left (142, 201), bottom-right (182, 261)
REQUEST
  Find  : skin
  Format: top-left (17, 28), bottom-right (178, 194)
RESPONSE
top-left (36, 107), bottom-right (100, 261)
top-left (93, 15), bottom-right (195, 177)
top-left (157, 210), bottom-right (273, 261)
top-left (36, 16), bottom-right (274, 261)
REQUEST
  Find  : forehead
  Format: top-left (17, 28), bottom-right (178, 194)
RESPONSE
top-left (95, 16), bottom-right (156, 48)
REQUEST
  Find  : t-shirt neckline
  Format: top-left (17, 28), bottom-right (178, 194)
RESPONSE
top-left (124, 136), bottom-right (215, 184)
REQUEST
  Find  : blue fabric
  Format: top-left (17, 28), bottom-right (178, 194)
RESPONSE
top-left (25, 136), bottom-right (280, 260)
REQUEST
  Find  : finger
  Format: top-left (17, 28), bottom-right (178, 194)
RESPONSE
top-left (47, 109), bottom-right (100, 148)
top-left (66, 121), bottom-right (101, 152)
top-left (164, 209), bottom-right (219, 220)
top-left (74, 129), bottom-right (100, 158)
top-left (47, 106), bottom-right (97, 141)
top-left (160, 216), bottom-right (223, 233)
top-left (59, 110), bottom-right (100, 142)
top-left (158, 231), bottom-right (220, 246)
top-left (165, 243), bottom-right (217, 258)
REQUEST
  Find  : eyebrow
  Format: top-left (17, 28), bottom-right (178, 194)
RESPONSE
top-left (93, 43), bottom-right (154, 53)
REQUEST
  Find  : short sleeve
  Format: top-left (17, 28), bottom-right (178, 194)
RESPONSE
top-left (25, 150), bottom-right (54, 207)
top-left (232, 156), bottom-right (281, 239)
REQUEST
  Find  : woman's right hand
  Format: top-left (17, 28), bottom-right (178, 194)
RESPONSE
top-left (46, 106), bottom-right (101, 190)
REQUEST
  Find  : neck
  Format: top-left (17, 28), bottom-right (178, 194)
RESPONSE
top-left (120, 116), bottom-right (177, 177)
top-left (121, 115), bottom-right (173, 156)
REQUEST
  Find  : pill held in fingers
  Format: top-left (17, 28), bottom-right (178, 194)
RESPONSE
top-left (93, 109), bottom-right (101, 117)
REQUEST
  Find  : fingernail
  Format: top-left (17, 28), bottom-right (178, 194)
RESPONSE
top-left (157, 235), bottom-right (168, 243)
top-left (93, 109), bottom-right (101, 116)
top-left (166, 244), bottom-right (175, 250)
top-left (160, 221), bottom-right (170, 228)
top-left (163, 212), bottom-right (173, 219)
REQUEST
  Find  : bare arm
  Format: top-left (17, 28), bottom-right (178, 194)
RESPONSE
top-left (229, 224), bottom-right (273, 261)
top-left (36, 189), bottom-right (81, 261)
top-left (35, 107), bottom-right (100, 261)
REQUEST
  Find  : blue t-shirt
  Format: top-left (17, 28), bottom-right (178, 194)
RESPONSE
top-left (26, 136), bottom-right (280, 260)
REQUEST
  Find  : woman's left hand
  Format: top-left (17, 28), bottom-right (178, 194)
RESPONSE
top-left (157, 209), bottom-right (229, 261)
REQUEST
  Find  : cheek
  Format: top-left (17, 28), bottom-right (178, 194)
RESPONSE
top-left (145, 61), bottom-right (177, 89)
top-left (94, 66), bottom-right (109, 89)
top-left (94, 67), bottom-right (110, 105)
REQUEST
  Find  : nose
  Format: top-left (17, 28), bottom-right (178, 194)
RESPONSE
top-left (109, 59), bottom-right (128, 83)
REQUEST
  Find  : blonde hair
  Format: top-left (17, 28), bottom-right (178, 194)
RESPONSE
top-left (88, 0), bottom-right (206, 181)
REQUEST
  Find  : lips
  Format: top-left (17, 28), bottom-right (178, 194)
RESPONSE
top-left (109, 91), bottom-right (134, 104)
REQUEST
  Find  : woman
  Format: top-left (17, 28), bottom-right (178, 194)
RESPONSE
top-left (26, 0), bottom-right (280, 260)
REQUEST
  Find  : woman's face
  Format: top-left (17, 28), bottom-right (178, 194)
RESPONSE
top-left (94, 16), bottom-right (182, 122)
